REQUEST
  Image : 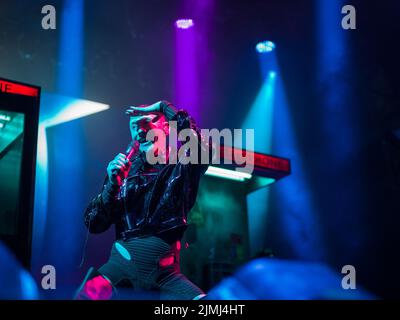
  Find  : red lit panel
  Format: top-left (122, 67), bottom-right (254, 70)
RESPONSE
top-left (220, 145), bottom-right (290, 173)
top-left (0, 80), bottom-right (39, 97)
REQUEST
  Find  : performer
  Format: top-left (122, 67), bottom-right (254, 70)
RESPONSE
top-left (75, 101), bottom-right (209, 300)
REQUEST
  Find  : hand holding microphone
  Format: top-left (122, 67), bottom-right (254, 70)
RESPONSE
top-left (107, 144), bottom-right (137, 186)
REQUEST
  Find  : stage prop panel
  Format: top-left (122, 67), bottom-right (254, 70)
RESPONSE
top-left (181, 146), bottom-right (291, 290)
top-left (0, 78), bottom-right (40, 269)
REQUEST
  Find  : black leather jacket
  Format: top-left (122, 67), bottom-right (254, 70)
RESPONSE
top-left (84, 106), bottom-right (209, 241)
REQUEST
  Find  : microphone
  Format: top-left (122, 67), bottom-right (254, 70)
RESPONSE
top-left (121, 142), bottom-right (138, 231)
top-left (120, 141), bottom-right (139, 195)
top-left (126, 143), bottom-right (137, 162)
top-left (111, 141), bottom-right (138, 177)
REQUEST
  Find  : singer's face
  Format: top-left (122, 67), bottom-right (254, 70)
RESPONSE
top-left (129, 113), bottom-right (169, 153)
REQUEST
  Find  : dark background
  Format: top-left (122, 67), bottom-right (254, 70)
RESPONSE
top-left (1, 0), bottom-right (400, 298)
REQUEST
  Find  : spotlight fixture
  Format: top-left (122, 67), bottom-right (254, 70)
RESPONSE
top-left (175, 19), bottom-right (194, 29)
top-left (256, 41), bottom-right (276, 53)
top-left (269, 71), bottom-right (277, 78)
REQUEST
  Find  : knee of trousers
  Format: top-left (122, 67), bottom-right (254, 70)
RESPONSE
top-left (74, 267), bottom-right (113, 300)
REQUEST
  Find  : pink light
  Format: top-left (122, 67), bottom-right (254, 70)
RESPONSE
top-left (175, 19), bottom-right (194, 29)
top-left (159, 255), bottom-right (175, 267)
top-left (79, 275), bottom-right (112, 300)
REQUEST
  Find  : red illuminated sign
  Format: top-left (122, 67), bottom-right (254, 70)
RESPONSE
top-left (0, 79), bottom-right (38, 97)
top-left (220, 145), bottom-right (290, 173)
